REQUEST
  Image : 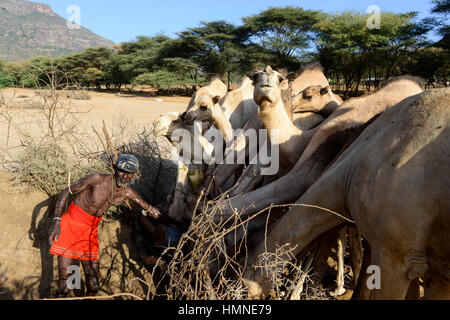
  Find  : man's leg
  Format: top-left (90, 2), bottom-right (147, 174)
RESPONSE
top-left (56, 256), bottom-right (79, 298)
top-left (81, 260), bottom-right (100, 297)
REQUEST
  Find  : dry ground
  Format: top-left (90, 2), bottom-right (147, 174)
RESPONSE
top-left (0, 88), bottom-right (190, 154)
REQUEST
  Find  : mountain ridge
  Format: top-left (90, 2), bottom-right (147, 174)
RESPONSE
top-left (0, 0), bottom-right (115, 62)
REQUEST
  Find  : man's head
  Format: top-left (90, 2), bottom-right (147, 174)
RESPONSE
top-left (114, 154), bottom-right (139, 187)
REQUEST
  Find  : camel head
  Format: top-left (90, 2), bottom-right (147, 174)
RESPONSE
top-left (292, 85), bottom-right (337, 114)
top-left (152, 112), bottom-right (183, 139)
top-left (251, 66), bottom-right (289, 108)
top-left (181, 94), bottom-right (222, 126)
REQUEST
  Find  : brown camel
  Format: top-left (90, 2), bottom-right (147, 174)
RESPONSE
top-left (212, 76), bottom-right (424, 221)
top-left (289, 62), bottom-right (343, 130)
top-left (292, 85), bottom-right (343, 117)
top-left (243, 88), bottom-right (450, 300)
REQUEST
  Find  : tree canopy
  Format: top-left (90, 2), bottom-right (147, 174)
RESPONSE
top-left (0, 4), bottom-right (447, 94)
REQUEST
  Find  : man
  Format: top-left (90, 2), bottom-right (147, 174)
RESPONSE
top-left (48, 154), bottom-right (161, 297)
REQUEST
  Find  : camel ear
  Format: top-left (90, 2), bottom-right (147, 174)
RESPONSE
top-left (320, 86), bottom-right (330, 96)
top-left (213, 95), bottom-right (221, 105)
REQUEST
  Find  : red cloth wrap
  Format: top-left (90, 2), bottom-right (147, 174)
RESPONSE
top-left (50, 202), bottom-right (102, 261)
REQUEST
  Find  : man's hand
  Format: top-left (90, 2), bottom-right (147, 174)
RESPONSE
top-left (142, 206), bottom-right (161, 219)
top-left (48, 220), bottom-right (61, 245)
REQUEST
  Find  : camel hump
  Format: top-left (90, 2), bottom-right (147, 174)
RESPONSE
top-left (378, 75), bottom-right (425, 91)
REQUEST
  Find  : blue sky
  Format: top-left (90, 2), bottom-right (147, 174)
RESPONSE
top-left (38, 0), bottom-right (437, 43)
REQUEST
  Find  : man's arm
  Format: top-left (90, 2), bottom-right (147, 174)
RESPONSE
top-left (125, 187), bottom-right (161, 219)
top-left (49, 173), bottom-right (104, 244)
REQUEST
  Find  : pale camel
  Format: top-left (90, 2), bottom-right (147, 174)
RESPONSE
top-left (228, 66), bottom-right (345, 197)
top-left (152, 112), bottom-right (219, 224)
top-left (290, 62), bottom-right (340, 98)
top-left (181, 77), bottom-right (259, 144)
top-left (253, 66), bottom-right (317, 174)
top-left (186, 76), bottom-right (228, 112)
top-left (182, 94), bottom-right (234, 144)
top-left (243, 88), bottom-right (450, 300)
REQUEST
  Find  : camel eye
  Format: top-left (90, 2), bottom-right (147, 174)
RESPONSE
top-left (304, 95), bottom-right (312, 100)
top-left (200, 106), bottom-right (208, 111)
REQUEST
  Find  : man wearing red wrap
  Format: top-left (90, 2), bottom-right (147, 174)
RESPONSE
top-left (48, 154), bottom-right (161, 297)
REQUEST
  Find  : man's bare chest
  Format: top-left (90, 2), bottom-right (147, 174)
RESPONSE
top-left (85, 180), bottom-right (127, 209)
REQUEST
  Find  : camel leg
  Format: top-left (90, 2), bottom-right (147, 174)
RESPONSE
top-left (168, 161), bottom-right (189, 224)
top-left (423, 271), bottom-right (450, 300)
top-left (243, 190), bottom-right (346, 298)
top-left (230, 163), bottom-right (262, 197)
top-left (368, 247), bottom-right (411, 300)
top-left (331, 228), bottom-right (347, 297)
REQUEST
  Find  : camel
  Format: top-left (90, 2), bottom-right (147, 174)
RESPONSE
top-left (290, 62), bottom-right (342, 99)
top-left (252, 66), bottom-right (318, 174)
top-left (186, 76), bottom-right (228, 112)
top-left (289, 62), bottom-right (342, 130)
top-left (152, 112), bottom-right (221, 224)
top-left (182, 94), bottom-right (234, 144)
top-left (243, 88), bottom-right (450, 300)
top-left (182, 77), bottom-right (260, 145)
top-left (213, 76), bottom-right (425, 221)
top-left (292, 85), bottom-right (343, 118)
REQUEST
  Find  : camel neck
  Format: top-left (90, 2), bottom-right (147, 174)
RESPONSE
top-left (212, 105), bottom-right (234, 144)
top-left (259, 98), bottom-right (303, 142)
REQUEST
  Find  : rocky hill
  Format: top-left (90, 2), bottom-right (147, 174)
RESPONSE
top-left (0, 0), bottom-right (114, 62)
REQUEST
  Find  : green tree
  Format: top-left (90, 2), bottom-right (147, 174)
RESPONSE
top-left (430, 0), bottom-right (450, 49)
top-left (57, 47), bottom-right (114, 88)
top-left (407, 47), bottom-right (449, 87)
top-left (242, 7), bottom-right (323, 69)
top-left (178, 21), bottom-right (243, 86)
top-left (315, 11), bottom-right (429, 97)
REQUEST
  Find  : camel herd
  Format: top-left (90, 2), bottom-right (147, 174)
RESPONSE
top-left (151, 63), bottom-right (450, 300)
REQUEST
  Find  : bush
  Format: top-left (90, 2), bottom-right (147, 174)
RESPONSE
top-left (16, 140), bottom-right (109, 197)
top-left (0, 73), bottom-right (14, 89)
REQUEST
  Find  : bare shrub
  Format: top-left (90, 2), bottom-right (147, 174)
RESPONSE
top-left (15, 138), bottom-right (110, 197)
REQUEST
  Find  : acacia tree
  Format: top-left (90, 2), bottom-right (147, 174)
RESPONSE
top-left (242, 6), bottom-right (323, 70)
top-left (178, 21), bottom-right (244, 87)
top-left (314, 11), bottom-right (429, 97)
